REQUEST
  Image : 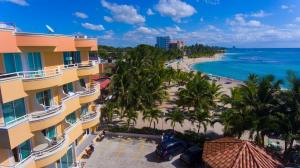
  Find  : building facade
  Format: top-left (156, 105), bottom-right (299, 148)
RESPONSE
top-left (156, 36), bottom-right (170, 50)
top-left (169, 40), bottom-right (184, 50)
top-left (0, 28), bottom-right (101, 168)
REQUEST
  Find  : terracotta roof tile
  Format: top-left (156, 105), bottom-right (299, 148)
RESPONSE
top-left (202, 137), bottom-right (284, 168)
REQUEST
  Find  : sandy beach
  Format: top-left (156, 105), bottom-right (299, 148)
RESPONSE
top-left (168, 54), bottom-right (243, 95)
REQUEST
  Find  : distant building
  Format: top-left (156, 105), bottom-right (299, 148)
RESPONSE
top-left (156, 36), bottom-right (170, 50)
top-left (169, 40), bottom-right (184, 50)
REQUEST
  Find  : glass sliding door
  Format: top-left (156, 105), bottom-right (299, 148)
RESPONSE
top-left (27, 52), bottom-right (42, 71)
top-left (63, 52), bottom-right (81, 66)
top-left (36, 89), bottom-right (52, 108)
top-left (63, 82), bottom-right (74, 95)
top-left (79, 78), bottom-right (86, 88)
top-left (57, 145), bottom-right (75, 168)
top-left (42, 126), bottom-right (56, 139)
top-left (80, 104), bottom-right (88, 116)
top-left (66, 112), bottom-right (77, 124)
top-left (2, 98), bottom-right (26, 126)
top-left (19, 140), bottom-right (31, 160)
top-left (3, 53), bottom-right (23, 73)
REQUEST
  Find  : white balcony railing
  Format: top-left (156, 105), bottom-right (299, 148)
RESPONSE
top-left (0, 115), bottom-right (28, 129)
top-left (80, 112), bottom-right (99, 123)
top-left (32, 135), bottom-right (67, 160)
top-left (77, 86), bottom-right (98, 97)
top-left (29, 105), bottom-right (64, 121)
top-left (0, 154), bottom-right (35, 168)
top-left (0, 67), bottom-right (62, 81)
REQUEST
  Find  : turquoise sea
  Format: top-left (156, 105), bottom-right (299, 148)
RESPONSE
top-left (192, 48), bottom-right (300, 86)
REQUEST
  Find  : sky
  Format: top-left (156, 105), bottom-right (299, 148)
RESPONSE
top-left (1, 0), bottom-right (300, 48)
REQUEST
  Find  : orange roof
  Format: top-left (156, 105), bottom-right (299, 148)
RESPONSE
top-left (202, 137), bottom-right (284, 168)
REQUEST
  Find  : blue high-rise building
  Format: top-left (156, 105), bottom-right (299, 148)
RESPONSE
top-left (156, 36), bottom-right (170, 50)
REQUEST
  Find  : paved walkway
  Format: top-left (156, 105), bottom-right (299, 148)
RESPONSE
top-left (76, 133), bottom-right (97, 157)
top-left (85, 137), bottom-right (189, 168)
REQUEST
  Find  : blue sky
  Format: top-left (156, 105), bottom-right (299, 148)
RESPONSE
top-left (1, 0), bottom-right (300, 47)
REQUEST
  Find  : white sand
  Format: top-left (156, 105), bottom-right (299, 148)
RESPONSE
top-left (168, 54), bottom-right (243, 95)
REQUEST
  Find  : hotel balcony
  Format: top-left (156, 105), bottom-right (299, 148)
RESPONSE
top-left (21, 67), bottom-right (62, 91)
top-left (77, 61), bottom-right (99, 77)
top-left (61, 94), bottom-right (81, 116)
top-left (61, 66), bottom-right (79, 85)
top-left (0, 76), bottom-right (27, 104)
top-left (64, 120), bottom-right (83, 145)
top-left (0, 116), bottom-right (33, 149)
top-left (32, 135), bottom-right (69, 168)
top-left (80, 112), bottom-right (100, 130)
top-left (77, 85), bottom-right (100, 104)
top-left (29, 104), bottom-right (65, 132)
top-left (0, 154), bottom-right (36, 168)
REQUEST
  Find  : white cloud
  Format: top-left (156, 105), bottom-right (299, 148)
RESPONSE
top-left (155, 0), bottom-right (196, 22)
top-left (104, 16), bottom-right (113, 22)
top-left (147, 8), bottom-right (155, 16)
top-left (136, 26), bottom-right (159, 35)
top-left (227, 14), bottom-right (262, 27)
top-left (1, 0), bottom-right (28, 6)
top-left (281, 5), bottom-right (289, 9)
top-left (81, 23), bottom-right (105, 31)
top-left (250, 10), bottom-right (271, 18)
top-left (101, 0), bottom-right (145, 25)
top-left (74, 12), bottom-right (88, 19)
top-left (99, 30), bottom-right (115, 40)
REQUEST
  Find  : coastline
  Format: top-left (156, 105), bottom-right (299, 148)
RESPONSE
top-left (169, 53), bottom-right (243, 95)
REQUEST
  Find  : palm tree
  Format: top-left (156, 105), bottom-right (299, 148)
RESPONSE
top-left (123, 108), bottom-right (138, 130)
top-left (190, 107), bottom-right (212, 133)
top-left (164, 108), bottom-right (185, 131)
top-left (142, 108), bottom-right (162, 129)
top-left (241, 74), bottom-right (281, 145)
top-left (177, 72), bottom-right (222, 111)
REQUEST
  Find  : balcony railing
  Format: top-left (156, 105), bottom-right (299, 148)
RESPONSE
top-left (80, 112), bottom-right (99, 123)
top-left (0, 154), bottom-right (35, 168)
top-left (32, 136), bottom-right (67, 160)
top-left (0, 115), bottom-right (28, 129)
top-left (77, 86), bottom-right (97, 97)
top-left (0, 67), bottom-right (62, 81)
top-left (29, 105), bottom-right (64, 121)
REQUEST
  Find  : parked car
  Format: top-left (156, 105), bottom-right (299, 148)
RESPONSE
top-left (180, 145), bottom-right (202, 166)
top-left (156, 141), bottom-right (187, 161)
top-left (161, 132), bottom-right (176, 143)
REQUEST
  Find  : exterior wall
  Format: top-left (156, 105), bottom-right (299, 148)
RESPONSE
top-left (0, 28), bottom-right (99, 167)
top-left (0, 30), bottom-right (20, 53)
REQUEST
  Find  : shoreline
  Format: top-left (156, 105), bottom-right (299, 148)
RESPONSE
top-left (168, 53), bottom-right (243, 94)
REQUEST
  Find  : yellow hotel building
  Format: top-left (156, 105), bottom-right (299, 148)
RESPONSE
top-left (0, 27), bottom-right (101, 168)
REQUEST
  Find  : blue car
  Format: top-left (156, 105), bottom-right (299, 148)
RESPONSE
top-left (156, 140), bottom-right (188, 161)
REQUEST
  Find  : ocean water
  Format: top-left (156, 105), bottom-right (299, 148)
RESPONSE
top-left (192, 48), bottom-right (300, 86)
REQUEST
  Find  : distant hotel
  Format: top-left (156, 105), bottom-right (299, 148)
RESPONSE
top-left (155, 36), bottom-right (184, 50)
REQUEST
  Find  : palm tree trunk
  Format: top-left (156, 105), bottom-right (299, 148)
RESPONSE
top-left (289, 138), bottom-right (294, 149)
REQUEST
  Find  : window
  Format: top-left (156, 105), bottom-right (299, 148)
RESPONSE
top-left (57, 146), bottom-right (75, 168)
top-left (79, 78), bottom-right (86, 88)
top-left (36, 90), bottom-right (52, 107)
top-left (63, 52), bottom-right (81, 65)
top-left (12, 140), bottom-right (31, 162)
top-left (42, 126), bottom-right (56, 139)
top-left (27, 52), bottom-right (42, 71)
top-left (80, 104), bottom-right (88, 116)
top-left (3, 53), bottom-right (23, 73)
top-left (2, 98), bottom-right (26, 126)
top-left (66, 112), bottom-right (77, 124)
top-left (63, 83), bottom-right (74, 95)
